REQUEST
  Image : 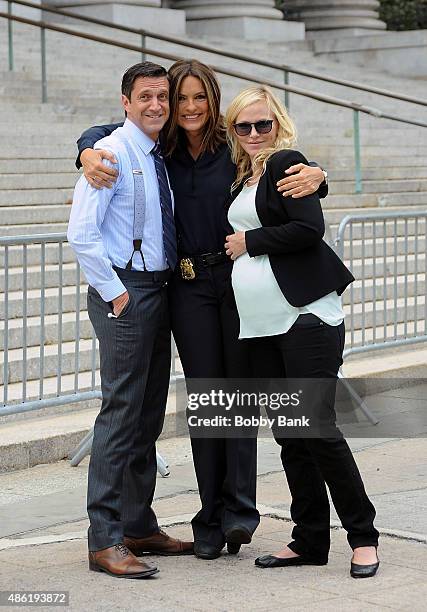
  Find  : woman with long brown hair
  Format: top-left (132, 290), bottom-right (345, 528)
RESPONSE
top-left (76, 60), bottom-right (327, 560)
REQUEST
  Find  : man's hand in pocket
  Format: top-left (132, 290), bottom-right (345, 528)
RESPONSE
top-left (112, 291), bottom-right (129, 316)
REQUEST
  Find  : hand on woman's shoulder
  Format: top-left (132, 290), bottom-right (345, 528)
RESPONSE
top-left (267, 149), bottom-right (310, 184)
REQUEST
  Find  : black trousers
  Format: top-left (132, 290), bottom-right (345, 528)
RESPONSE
top-left (248, 314), bottom-right (379, 561)
top-left (86, 268), bottom-right (170, 552)
top-left (169, 261), bottom-right (260, 548)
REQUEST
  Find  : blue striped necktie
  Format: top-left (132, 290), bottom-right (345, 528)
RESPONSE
top-left (152, 143), bottom-right (177, 270)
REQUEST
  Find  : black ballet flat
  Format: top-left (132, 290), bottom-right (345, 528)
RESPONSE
top-left (227, 542), bottom-right (241, 555)
top-left (350, 559), bottom-right (380, 578)
top-left (255, 554), bottom-right (328, 568)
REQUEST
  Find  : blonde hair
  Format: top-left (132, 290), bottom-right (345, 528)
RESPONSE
top-left (225, 85), bottom-right (297, 191)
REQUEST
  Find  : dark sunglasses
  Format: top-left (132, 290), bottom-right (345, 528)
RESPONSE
top-left (233, 119), bottom-right (274, 137)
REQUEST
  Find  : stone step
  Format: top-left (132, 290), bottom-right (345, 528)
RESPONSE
top-left (344, 320), bottom-right (427, 352)
top-left (0, 108), bottom-right (121, 124)
top-left (305, 144), bottom-right (427, 157)
top-left (3, 173), bottom-right (427, 193)
top-left (0, 173), bottom-right (78, 190)
top-left (0, 204), bottom-right (71, 225)
top-left (347, 274), bottom-right (425, 305)
top-left (300, 134), bottom-right (427, 148)
top-left (0, 159), bottom-right (78, 173)
top-left (0, 188), bottom-right (72, 206)
top-left (1, 311), bottom-right (92, 350)
top-left (1, 261), bottom-right (83, 292)
top-left (1, 338), bottom-right (98, 385)
top-left (346, 295), bottom-right (426, 332)
top-left (339, 235), bottom-right (425, 259)
top-left (0, 286), bottom-right (87, 320)
top-left (325, 157), bottom-right (427, 169)
top-left (2, 146), bottom-right (91, 159)
top-left (330, 179), bottom-right (427, 196)
top-left (0, 222), bottom-right (68, 236)
top-left (0, 242), bottom-right (74, 268)
top-left (324, 192), bottom-right (427, 209)
top-left (346, 252), bottom-right (425, 280)
top-left (329, 167), bottom-right (427, 181)
top-left (0, 192), bottom-right (425, 221)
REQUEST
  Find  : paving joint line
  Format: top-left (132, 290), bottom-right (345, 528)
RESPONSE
top-left (1, 507), bottom-right (426, 551)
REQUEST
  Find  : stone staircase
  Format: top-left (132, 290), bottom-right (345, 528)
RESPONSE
top-left (1, 17), bottom-right (427, 409)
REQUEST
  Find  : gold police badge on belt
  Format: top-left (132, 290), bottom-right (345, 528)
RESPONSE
top-left (180, 257), bottom-right (196, 280)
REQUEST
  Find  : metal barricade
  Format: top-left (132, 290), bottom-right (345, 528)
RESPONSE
top-left (3, 216), bottom-right (426, 455)
top-left (0, 233), bottom-right (102, 416)
top-left (335, 210), bottom-right (427, 359)
top-left (0, 233), bottom-right (181, 474)
top-left (0, 233), bottom-right (183, 417)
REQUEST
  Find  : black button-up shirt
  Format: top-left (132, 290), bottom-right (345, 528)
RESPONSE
top-left (166, 141), bottom-right (236, 255)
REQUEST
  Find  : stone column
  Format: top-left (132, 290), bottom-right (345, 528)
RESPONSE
top-left (45, 0), bottom-right (187, 35)
top-left (280, 0), bottom-right (386, 37)
top-left (172, 0), bottom-right (305, 41)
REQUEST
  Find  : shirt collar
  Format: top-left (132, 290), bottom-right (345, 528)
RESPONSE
top-left (121, 118), bottom-right (157, 155)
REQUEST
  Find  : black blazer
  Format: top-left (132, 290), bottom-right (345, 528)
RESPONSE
top-left (230, 149), bottom-right (354, 307)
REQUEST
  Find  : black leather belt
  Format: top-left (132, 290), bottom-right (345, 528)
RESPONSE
top-left (181, 251), bottom-right (228, 267)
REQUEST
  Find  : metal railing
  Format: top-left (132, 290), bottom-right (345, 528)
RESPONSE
top-left (6, 0), bottom-right (427, 109)
top-left (0, 233), bottom-right (183, 417)
top-left (335, 210), bottom-right (427, 359)
top-left (2, 213), bottom-right (426, 417)
top-left (2, 0), bottom-right (427, 195)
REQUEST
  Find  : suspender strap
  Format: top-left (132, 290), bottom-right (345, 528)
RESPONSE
top-left (118, 135), bottom-right (147, 271)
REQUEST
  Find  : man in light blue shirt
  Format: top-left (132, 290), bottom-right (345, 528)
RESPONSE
top-left (68, 61), bottom-right (192, 580)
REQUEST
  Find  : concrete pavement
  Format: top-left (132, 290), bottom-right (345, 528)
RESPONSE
top-left (0, 430), bottom-right (426, 611)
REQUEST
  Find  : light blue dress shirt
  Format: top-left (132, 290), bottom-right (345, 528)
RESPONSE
top-left (68, 118), bottom-right (171, 302)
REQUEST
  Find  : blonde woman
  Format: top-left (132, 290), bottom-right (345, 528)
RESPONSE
top-left (225, 85), bottom-right (379, 578)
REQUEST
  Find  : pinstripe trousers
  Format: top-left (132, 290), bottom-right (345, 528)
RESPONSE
top-left (86, 267), bottom-right (171, 552)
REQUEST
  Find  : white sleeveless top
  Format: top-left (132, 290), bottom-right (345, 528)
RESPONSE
top-left (228, 183), bottom-right (345, 339)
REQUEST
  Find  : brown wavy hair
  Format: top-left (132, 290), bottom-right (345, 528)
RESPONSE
top-left (163, 59), bottom-right (226, 157)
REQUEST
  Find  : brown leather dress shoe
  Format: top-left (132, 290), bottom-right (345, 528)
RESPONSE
top-left (124, 529), bottom-right (193, 556)
top-left (89, 543), bottom-right (159, 578)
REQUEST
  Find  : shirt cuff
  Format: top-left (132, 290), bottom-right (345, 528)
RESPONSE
top-left (97, 275), bottom-right (127, 303)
